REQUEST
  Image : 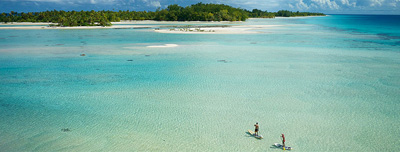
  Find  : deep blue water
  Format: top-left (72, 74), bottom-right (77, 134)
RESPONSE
top-left (303, 15), bottom-right (400, 46)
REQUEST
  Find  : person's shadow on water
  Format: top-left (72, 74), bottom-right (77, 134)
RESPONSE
top-left (245, 131), bottom-right (262, 140)
top-left (269, 144), bottom-right (281, 150)
top-left (269, 144), bottom-right (292, 150)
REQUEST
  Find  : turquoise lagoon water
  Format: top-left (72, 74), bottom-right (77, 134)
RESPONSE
top-left (0, 15), bottom-right (399, 151)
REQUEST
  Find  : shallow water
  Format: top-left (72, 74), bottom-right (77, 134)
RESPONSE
top-left (0, 15), bottom-right (399, 151)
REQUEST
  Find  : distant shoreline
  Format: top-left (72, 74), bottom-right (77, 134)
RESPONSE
top-left (0, 20), bottom-right (240, 30)
top-left (0, 21), bottom-right (285, 34)
top-left (0, 25), bottom-right (152, 30)
top-left (0, 21), bottom-right (153, 29)
top-left (0, 15), bottom-right (327, 28)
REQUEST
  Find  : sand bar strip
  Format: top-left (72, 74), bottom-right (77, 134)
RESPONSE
top-left (147, 44), bottom-right (179, 48)
top-left (154, 25), bottom-right (283, 34)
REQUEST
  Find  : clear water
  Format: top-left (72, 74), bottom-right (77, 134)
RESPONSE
top-left (0, 15), bottom-right (399, 151)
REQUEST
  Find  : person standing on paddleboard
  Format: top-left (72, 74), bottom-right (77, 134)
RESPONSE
top-left (281, 134), bottom-right (286, 148)
top-left (254, 122), bottom-right (259, 136)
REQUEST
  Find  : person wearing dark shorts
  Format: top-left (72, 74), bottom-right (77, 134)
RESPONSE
top-left (281, 134), bottom-right (286, 148)
top-left (254, 122), bottom-right (259, 136)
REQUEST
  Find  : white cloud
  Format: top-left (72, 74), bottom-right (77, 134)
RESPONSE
top-left (283, 0), bottom-right (399, 14)
top-left (150, 1), bottom-right (161, 7)
top-left (243, 0), bottom-right (280, 8)
top-left (292, 0), bottom-right (340, 10)
top-left (341, 0), bottom-right (357, 7)
top-left (370, 0), bottom-right (385, 6)
top-left (388, 0), bottom-right (400, 7)
top-left (7, 0), bottom-right (118, 4)
top-left (289, 3), bottom-right (294, 8)
top-left (1, 0), bottom-right (399, 14)
top-left (311, 0), bottom-right (340, 9)
top-left (140, 0), bottom-right (160, 8)
top-left (22, 0), bottom-right (62, 2)
top-left (296, 0), bottom-right (310, 10)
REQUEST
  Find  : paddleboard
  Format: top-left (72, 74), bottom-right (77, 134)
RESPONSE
top-left (274, 143), bottom-right (292, 150)
top-left (248, 130), bottom-right (263, 139)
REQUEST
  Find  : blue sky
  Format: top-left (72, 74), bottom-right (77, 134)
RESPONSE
top-left (1, 0), bottom-right (399, 14)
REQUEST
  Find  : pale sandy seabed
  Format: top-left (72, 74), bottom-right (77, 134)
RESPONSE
top-left (1, 16), bottom-right (400, 151)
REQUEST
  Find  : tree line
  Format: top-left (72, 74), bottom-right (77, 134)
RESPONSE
top-left (249, 9), bottom-right (325, 18)
top-left (275, 10), bottom-right (325, 17)
top-left (0, 3), bottom-right (325, 26)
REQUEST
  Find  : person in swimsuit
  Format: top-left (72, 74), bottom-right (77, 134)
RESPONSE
top-left (281, 134), bottom-right (286, 148)
top-left (254, 122), bottom-right (259, 136)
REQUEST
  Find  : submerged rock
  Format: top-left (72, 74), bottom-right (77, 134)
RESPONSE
top-left (61, 128), bottom-right (71, 132)
top-left (217, 60), bottom-right (230, 63)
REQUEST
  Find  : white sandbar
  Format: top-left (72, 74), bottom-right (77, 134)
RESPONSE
top-left (154, 25), bottom-right (283, 34)
top-left (147, 44), bottom-right (179, 48)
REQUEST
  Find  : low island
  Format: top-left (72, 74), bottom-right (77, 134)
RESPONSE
top-left (0, 3), bottom-right (325, 27)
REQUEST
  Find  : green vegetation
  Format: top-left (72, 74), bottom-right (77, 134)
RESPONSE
top-left (275, 10), bottom-right (325, 17)
top-left (0, 3), bottom-right (325, 26)
top-left (1, 10), bottom-right (117, 26)
top-left (248, 9), bottom-right (325, 18)
top-left (248, 9), bottom-right (276, 18)
top-left (155, 3), bottom-right (248, 21)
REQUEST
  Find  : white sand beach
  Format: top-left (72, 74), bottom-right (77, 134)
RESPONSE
top-left (0, 24), bottom-right (151, 30)
top-left (0, 20), bottom-right (238, 30)
top-left (154, 25), bottom-right (283, 34)
top-left (0, 22), bottom-right (52, 25)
